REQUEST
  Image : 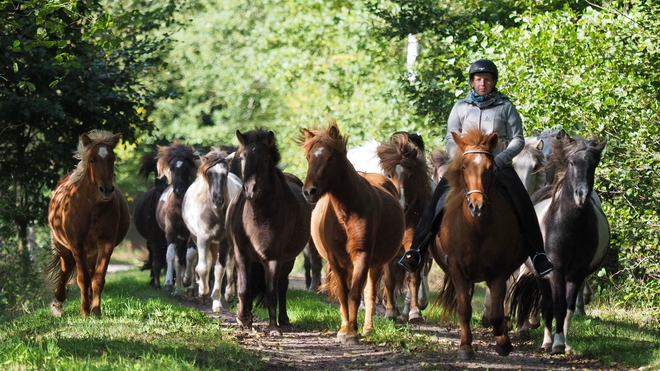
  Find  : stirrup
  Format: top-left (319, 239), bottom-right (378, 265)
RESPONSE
top-left (398, 250), bottom-right (422, 273)
top-left (532, 253), bottom-right (554, 277)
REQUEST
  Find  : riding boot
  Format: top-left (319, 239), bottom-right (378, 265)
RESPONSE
top-left (398, 178), bottom-right (449, 273)
top-left (495, 167), bottom-right (554, 277)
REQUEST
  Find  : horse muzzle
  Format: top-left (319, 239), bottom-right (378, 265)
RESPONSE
top-left (98, 185), bottom-right (115, 201)
top-left (302, 186), bottom-right (320, 204)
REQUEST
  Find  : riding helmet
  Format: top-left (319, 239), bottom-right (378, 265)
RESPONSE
top-left (468, 59), bottom-right (498, 82)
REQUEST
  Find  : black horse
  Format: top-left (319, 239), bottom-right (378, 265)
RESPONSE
top-left (509, 130), bottom-right (608, 355)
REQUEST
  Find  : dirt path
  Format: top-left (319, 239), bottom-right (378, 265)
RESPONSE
top-left (181, 276), bottom-right (621, 371)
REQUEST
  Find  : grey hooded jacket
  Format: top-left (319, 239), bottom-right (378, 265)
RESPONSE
top-left (445, 91), bottom-right (524, 168)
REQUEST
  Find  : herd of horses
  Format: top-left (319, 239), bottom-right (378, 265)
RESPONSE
top-left (45, 123), bottom-right (609, 360)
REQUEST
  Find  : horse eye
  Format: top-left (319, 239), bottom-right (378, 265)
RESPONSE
top-left (89, 159), bottom-right (95, 164)
top-left (327, 156), bottom-right (333, 162)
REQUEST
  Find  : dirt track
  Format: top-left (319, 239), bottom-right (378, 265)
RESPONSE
top-left (182, 277), bottom-right (621, 371)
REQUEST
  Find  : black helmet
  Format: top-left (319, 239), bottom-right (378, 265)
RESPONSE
top-left (469, 59), bottom-right (498, 82)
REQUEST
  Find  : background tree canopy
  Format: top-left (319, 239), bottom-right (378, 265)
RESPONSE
top-left (1, 0), bottom-right (658, 310)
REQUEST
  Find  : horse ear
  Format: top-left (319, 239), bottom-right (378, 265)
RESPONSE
top-left (236, 130), bottom-right (246, 146)
top-left (486, 132), bottom-right (499, 151)
top-left (532, 130), bottom-right (540, 137)
top-left (450, 132), bottom-right (464, 150)
top-left (556, 129), bottom-right (567, 140)
top-left (81, 133), bottom-right (92, 147)
top-left (535, 139), bottom-right (544, 151)
top-left (266, 130), bottom-right (276, 146)
top-left (110, 133), bottom-right (122, 148)
top-left (594, 139), bottom-right (607, 153)
top-left (328, 124), bottom-right (340, 139)
top-left (301, 128), bottom-right (315, 141)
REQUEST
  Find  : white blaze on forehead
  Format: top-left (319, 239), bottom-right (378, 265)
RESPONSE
top-left (212, 163), bottom-right (228, 175)
top-left (313, 147), bottom-right (325, 158)
top-left (395, 164), bottom-right (404, 177)
top-left (473, 154), bottom-right (484, 165)
top-left (98, 146), bottom-right (109, 158)
top-left (176, 160), bottom-right (183, 168)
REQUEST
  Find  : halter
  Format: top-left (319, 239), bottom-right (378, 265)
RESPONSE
top-left (461, 150), bottom-right (493, 203)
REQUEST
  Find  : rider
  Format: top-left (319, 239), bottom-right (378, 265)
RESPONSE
top-left (398, 58), bottom-right (554, 277)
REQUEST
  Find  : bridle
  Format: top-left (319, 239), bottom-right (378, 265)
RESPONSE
top-left (462, 149), bottom-right (493, 204)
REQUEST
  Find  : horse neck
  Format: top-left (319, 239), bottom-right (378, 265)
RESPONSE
top-left (328, 160), bottom-right (376, 207)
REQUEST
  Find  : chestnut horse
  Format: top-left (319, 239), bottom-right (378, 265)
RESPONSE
top-left (376, 132), bottom-right (434, 322)
top-left (226, 129), bottom-right (311, 336)
top-left (432, 129), bottom-right (527, 360)
top-left (299, 121), bottom-right (405, 345)
top-left (48, 130), bottom-right (130, 317)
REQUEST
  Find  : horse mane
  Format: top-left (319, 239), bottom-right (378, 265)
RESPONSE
top-left (443, 129), bottom-right (493, 210)
top-left (69, 130), bottom-right (119, 184)
top-left (429, 148), bottom-right (450, 168)
top-left (298, 119), bottom-right (348, 157)
top-left (156, 139), bottom-right (199, 184)
top-left (138, 152), bottom-right (159, 181)
top-left (377, 133), bottom-right (431, 200)
top-left (198, 148), bottom-right (230, 180)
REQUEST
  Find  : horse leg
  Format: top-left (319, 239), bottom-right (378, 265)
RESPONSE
top-left (51, 246), bottom-right (74, 317)
top-left (195, 236), bottom-right (212, 304)
top-left (328, 264), bottom-right (351, 344)
top-left (453, 276), bottom-right (475, 360)
top-left (90, 240), bottom-right (115, 317)
top-left (407, 267), bottom-right (425, 322)
top-left (563, 280), bottom-right (583, 355)
top-left (211, 240), bottom-right (229, 312)
top-left (346, 255), bottom-right (370, 345)
top-left (380, 261), bottom-right (398, 321)
top-left (163, 240), bottom-right (176, 292)
top-left (537, 276), bottom-right (555, 352)
top-left (575, 280), bottom-right (590, 316)
top-left (487, 278), bottom-right (513, 357)
top-left (234, 252), bottom-right (253, 331)
top-left (550, 271), bottom-right (568, 355)
top-left (303, 244), bottom-right (312, 290)
top-left (363, 265), bottom-right (384, 337)
top-left (224, 247), bottom-right (236, 305)
top-left (264, 260), bottom-right (283, 336)
top-left (309, 239), bottom-right (322, 292)
top-left (277, 259), bottom-right (296, 328)
top-left (71, 246), bottom-right (92, 316)
top-left (184, 242), bottom-right (198, 297)
top-left (482, 287), bottom-right (493, 328)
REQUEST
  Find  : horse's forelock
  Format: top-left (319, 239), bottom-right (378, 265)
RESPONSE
top-left (198, 150), bottom-right (227, 180)
top-left (299, 126), bottom-right (348, 157)
top-left (69, 130), bottom-right (119, 184)
top-left (156, 141), bottom-right (198, 183)
top-left (237, 128), bottom-right (282, 165)
top-left (445, 129), bottom-right (493, 190)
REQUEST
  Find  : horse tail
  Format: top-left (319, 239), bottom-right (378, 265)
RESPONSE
top-left (45, 243), bottom-right (76, 287)
top-left (250, 262), bottom-right (267, 307)
top-left (507, 270), bottom-right (541, 329)
top-left (320, 264), bottom-right (341, 302)
top-left (433, 273), bottom-right (462, 322)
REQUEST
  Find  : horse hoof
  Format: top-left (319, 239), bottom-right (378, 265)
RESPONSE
top-left (187, 288), bottom-right (196, 298)
top-left (212, 301), bottom-right (222, 313)
top-left (408, 313), bottom-right (424, 323)
top-left (551, 345), bottom-right (565, 355)
top-left (336, 333), bottom-right (346, 343)
top-left (541, 343), bottom-right (552, 353)
top-left (182, 277), bottom-right (191, 287)
top-left (268, 327), bottom-right (283, 337)
top-left (481, 315), bottom-right (491, 328)
top-left (51, 301), bottom-right (63, 317)
top-left (163, 284), bottom-right (173, 293)
top-left (344, 335), bottom-right (359, 345)
top-left (199, 294), bottom-right (210, 305)
top-left (458, 349), bottom-right (475, 360)
top-left (495, 342), bottom-right (513, 357)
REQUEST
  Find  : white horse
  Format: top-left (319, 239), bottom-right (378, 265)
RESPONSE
top-left (182, 149), bottom-right (242, 312)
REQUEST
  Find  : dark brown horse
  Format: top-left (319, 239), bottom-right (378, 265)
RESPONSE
top-left (48, 130), bottom-right (130, 317)
top-left (134, 151), bottom-right (168, 289)
top-left (226, 129), bottom-right (311, 336)
top-left (376, 132), bottom-right (434, 322)
top-left (299, 121), bottom-right (405, 345)
top-left (432, 129), bottom-right (527, 360)
top-left (155, 140), bottom-right (200, 295)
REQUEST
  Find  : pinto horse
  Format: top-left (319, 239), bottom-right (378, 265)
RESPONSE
top-left (134, 151), bottom-right (168, 289)
top-left (509, 131), bottom-right (608, 355)
top-left (376, 132), bottom-right (434, 322)
top-left (432, 129), bottom-right (528, 360)
top-left (48, 130), bottom-right (130, 317)
top-left (226, 129), bottom-right (311, 336)
top-left (299, 121), bottom-right (405, 345)
top-left (155, 140), bottom-right (200, 295)
top-left (182, 149), bottom-right (242, 312)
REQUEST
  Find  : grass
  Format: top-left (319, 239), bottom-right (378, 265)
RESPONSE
top-left (2, 252), bottom-right (659, 370)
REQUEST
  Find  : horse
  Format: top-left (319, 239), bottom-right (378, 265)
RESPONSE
top-left (376, 132), bottom-right (434, 322)
top-left (509, 131), bottom-right (608, 355)
top-left (226, 128), bottom-right (311, 336)
top-left (134, 151), bottom-right (169, 289)
top-left (303, 240), bottom-right (323, 292)
top-left (346, 134), bottom-right (433, 321)
top-left (155, 140), bottom-right (200, 295)
top-left (533, 128), bottom-right (561, 186)
top-left (431, 129), bottom-right (528, 360)
top-left (428, 147), bottom-right (450, 186)
top-left (299, 120), bottom-right (405, 345)
top-left (47, 130), bottom-right (130, 317)
top-left (182, 149), bottom-right (242, 312)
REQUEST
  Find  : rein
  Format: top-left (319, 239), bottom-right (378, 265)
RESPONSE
top-left (462, 150), bottom-right (493, 203)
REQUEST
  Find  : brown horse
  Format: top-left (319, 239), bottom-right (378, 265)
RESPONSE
top-left (376, 132), bottom-right (434, 322)
top-left (432, 129), bottom-right (527, 360)
top-left (299, 120), bottom-right (405, 345)
top-left (48, 130), bottom-right (130, 317)
top-left (226, 128), bottom-right (311, 336)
